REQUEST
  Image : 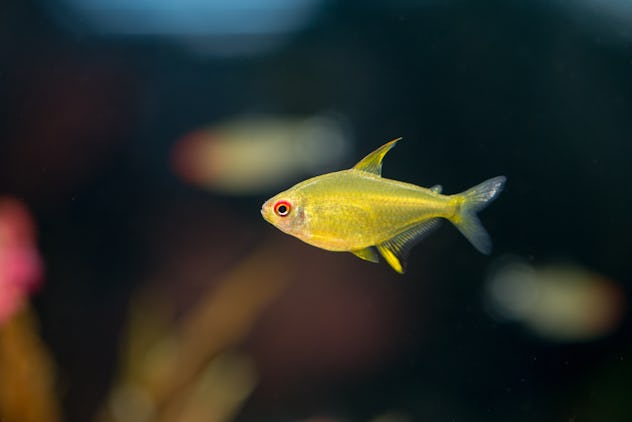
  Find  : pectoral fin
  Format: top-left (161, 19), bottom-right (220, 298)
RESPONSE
top-left (352, 138), bottom-right (402, 175)
top-left (376, 218), bottom-right (442, 273)
top-left (351, 247), bottom-right (380, 263)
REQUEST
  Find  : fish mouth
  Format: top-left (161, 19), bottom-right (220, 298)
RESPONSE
top-left (260, 199), bottom-right (272, 222)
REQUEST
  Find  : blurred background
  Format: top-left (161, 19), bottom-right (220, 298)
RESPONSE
top-left (1, 0), bottom-right (631, 421)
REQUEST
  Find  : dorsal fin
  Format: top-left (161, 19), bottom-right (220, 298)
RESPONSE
top-left (352, 138), bottom-right (402, 175)
top-left (376, 218), bottom-right (442, 273)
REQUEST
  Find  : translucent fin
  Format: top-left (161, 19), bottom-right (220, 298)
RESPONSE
top-left (430, 184), bottom-right (443, 193)
top-left (351, 247), bottom-right (380, 263)
top-left (376, 218), bottom-right (442, 274)
top-left (352, 138), bottom-right (402, 175)
top-left (452, 176), bottom-right (506, 254)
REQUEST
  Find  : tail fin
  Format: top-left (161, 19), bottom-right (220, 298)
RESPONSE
top-left (451, 176), bottom-right (506, 254)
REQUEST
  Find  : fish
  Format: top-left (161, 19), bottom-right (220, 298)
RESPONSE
top-left (172, 114), bottom-right (351, 194)
top-left (260, 138), bottom-right (506, 273)
top-left (485, 258), bottom-right (624, 341)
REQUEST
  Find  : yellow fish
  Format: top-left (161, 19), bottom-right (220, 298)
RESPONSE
top-left (261, 139), bottom-right (506, 273)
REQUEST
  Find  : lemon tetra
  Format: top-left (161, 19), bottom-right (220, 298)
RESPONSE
top-left (261, 138), bottom-right (505, 273)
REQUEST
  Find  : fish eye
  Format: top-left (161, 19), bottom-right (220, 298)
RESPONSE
top-left (274, 200), bottom-right (291, 217)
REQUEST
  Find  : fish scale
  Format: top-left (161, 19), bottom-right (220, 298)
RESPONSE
top-left (301, 171), bottom-right (452, 246)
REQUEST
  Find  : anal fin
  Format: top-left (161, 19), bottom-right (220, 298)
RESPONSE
top-left (351, 247), bottom-right (380, 263)
top-left (376, 218), bottom-right (442, 274)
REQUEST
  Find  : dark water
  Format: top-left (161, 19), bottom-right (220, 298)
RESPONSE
top-left (1, 1), bottom-right (631, 421)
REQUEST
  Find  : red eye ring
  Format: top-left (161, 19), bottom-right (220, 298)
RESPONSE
top-left (274, 200), bottom-right (291, 217)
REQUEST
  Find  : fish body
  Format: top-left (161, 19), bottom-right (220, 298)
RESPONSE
top-left (261, 139), bottom-right (505, 273)
top-left (272, 170), bottom-right (450, 251)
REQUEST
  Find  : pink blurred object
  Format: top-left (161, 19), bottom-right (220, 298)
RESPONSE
top-left (0, 198), bottom-right (43, 325)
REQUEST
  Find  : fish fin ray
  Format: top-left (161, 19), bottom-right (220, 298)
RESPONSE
top-left (451, 176), bottom-right (506, 254)
top-left (351, 247), bottom-right (380, 263)
top-left (430, 184), bottom-right (443, 193)
top-left (376, 218), bottom-right (442, 273)
top-left (352, 138), bottom-right (402, 175)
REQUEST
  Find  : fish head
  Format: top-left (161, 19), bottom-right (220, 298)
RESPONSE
top-left (261, 190), bottom-right (307, 238)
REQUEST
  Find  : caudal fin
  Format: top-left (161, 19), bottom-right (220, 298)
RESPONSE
top-left (452, 176), bottom-right (506, 254)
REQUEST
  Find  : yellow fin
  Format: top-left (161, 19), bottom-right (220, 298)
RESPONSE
top-left (376, 218), bottom-right (442, 273)
top-left (376, 244), bottom-right (404, 273)
top-left (352, 138), bottom-right (402, 175)
top-left (351, 247), bottom-right (380, 263)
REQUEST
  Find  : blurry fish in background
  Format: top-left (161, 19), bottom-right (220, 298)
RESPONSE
top-left (172, 114), bottom-right (352, 195)
top-left (485, 256), bottom-right (626, 342)
top-left (0, 198), bottom-right (43, 325)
